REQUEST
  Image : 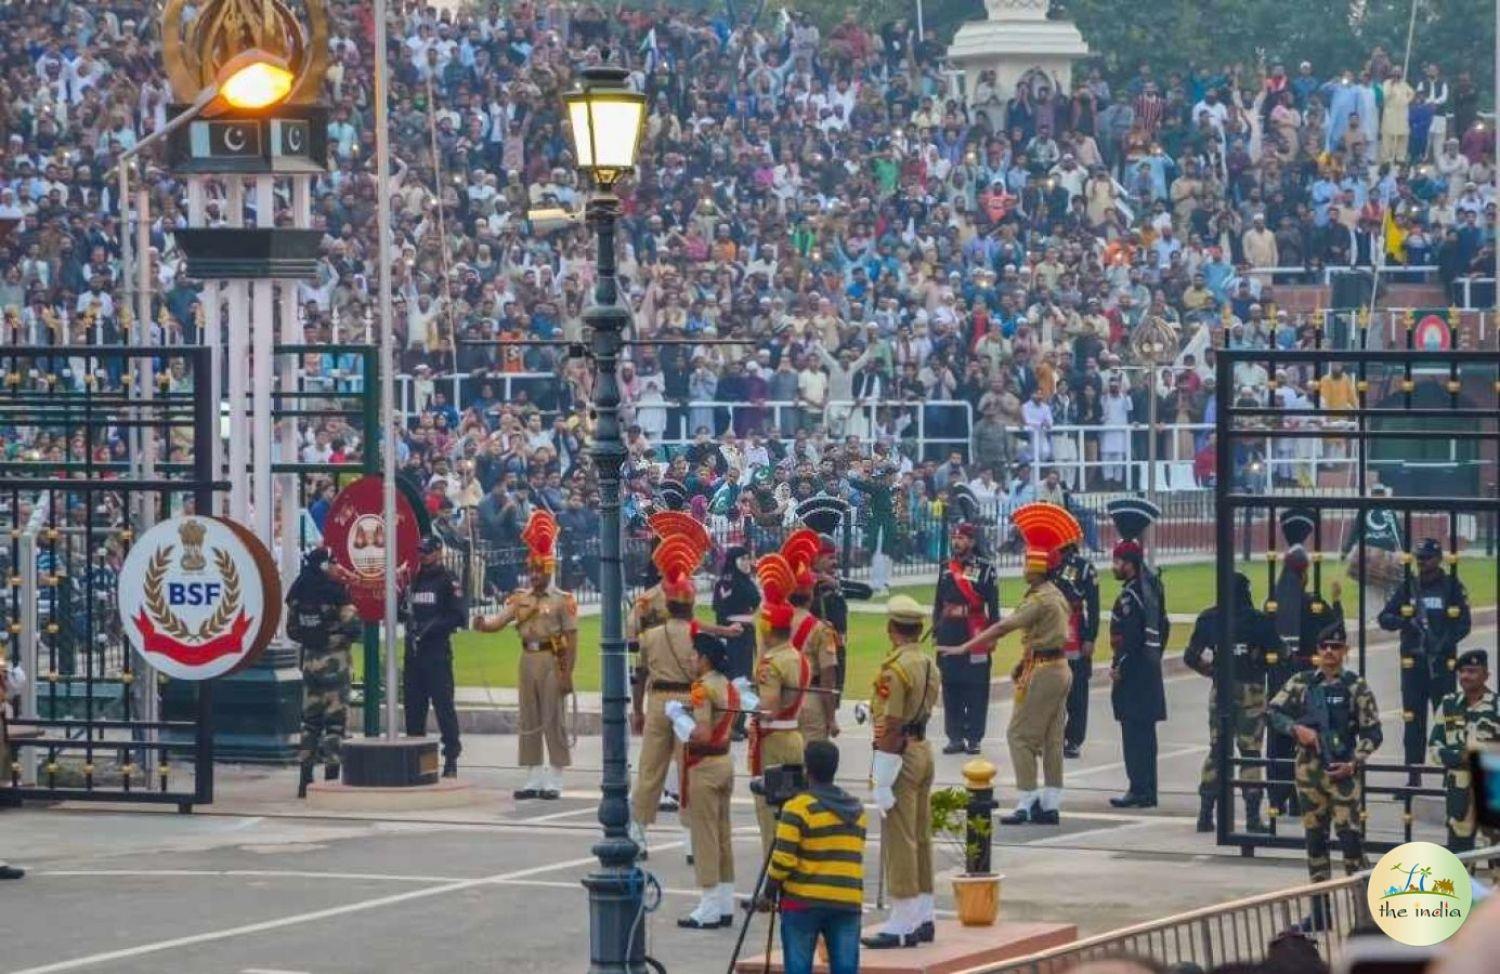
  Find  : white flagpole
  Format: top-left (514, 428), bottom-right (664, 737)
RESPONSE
top-left (374, 0), bottom-right (400, 740)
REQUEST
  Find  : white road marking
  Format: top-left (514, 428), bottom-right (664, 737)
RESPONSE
top-left (241, 969), bottom-right (312, 974)
top-left (7, 848), bottom-right (665, 974)
top-left (38, 869), bottom-right (457, 884)
top-left (515, 805), bottom-right (600, 823)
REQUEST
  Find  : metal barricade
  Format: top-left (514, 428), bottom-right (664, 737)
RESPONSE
top-left (962, 845), bottom-right (1497, 973)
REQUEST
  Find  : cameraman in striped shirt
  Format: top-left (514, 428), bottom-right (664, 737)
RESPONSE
top-left (764, 740), bottom-right (868, 974)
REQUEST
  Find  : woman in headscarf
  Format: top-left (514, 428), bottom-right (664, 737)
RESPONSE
top-left (711, 544), bottom-right (760, 697)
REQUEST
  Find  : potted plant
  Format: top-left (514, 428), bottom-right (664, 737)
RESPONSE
top-left (931, 759), bottom-right (1001, 927)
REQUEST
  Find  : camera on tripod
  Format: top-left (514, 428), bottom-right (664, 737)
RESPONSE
top-left (749, 764), bottom-right (807, 809)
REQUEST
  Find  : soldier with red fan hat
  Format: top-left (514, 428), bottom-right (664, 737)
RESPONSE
top-left (628, 513), bottom-right (743, 850)
top-left (750, 552), bottom-right (813, 854)
top-left (782, 528), bottom-right (841, 743)
top-left (1107, 498), bottom-right (1171, 809)
top-left (948, 503), bottom-right (1077, 825)
top-left (474, 511), bottom-right (578, 799)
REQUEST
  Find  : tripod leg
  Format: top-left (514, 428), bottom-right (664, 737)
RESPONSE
top-left (726, 841), bottom-right (778, 974)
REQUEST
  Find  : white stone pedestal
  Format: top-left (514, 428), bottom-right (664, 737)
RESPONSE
top-left (948, 0), bottom-right (1089, 124)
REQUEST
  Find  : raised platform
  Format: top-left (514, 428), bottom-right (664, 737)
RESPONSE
top-left (306, 777), bottom-right (477, 812)
top-left (736, 919), bottom-right (1076, 974)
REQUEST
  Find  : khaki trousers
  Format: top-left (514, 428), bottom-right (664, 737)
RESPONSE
top-left (632, 691), bottom-right (687, 826)
top-left (753, 729), bottom-right (805, 856)
top-left (687, 755), bottom-right (735, 888)
top-left (886, 740), bottom-right (934, 899)
top-left (518, 651), bottom-right (570, 769)
top-left (1008, 659), bottom-right (1072, 791)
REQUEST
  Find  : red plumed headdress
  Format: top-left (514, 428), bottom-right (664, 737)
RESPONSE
top-left (1012, 503), bottom-right (1082, 575)
top-left (756, 553), bottom-right (797, 630)
top-left (780, 528), bottom-right (821, 592)
top-left (522, 510), bottom-right (559, 571)
top-left (654, 535), bottom-right (704, 603)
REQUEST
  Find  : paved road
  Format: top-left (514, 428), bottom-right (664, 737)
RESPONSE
top-left (1, 623), bottom-right (1489, 974)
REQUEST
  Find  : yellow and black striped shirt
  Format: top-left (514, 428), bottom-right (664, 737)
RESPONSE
top-left (767, 789), bottom-right (867, 911)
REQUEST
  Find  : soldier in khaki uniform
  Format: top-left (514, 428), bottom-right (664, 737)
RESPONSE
top-left (783, 529), bottom-right (840, 743)
top-left (666, 632), bottom-right (740, 929)
top-left (751, 553), bottom-right (811, 855)
top-left (951, 503), bottom-right (1079, 825)
top-left (630, 514), bottom-right (735, 848)
top-left (1429, 649), bottom-right (1499, 852)
top-left (475, 511), bottom-right (577, 800)
top-left (865, 595), bottom-right (941, 950)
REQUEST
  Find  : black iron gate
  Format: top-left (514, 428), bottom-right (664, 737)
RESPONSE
top-left (1213, 343), bottom-right (1499, 854)
top-left (2, 345), bottom-right (218, 810)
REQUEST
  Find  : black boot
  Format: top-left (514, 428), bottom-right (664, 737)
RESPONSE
top-left (1245, 795), bottom-right (1267, 833)
top-left (442, 758), bottom-right (458, 779)
top-left (1196, 794), bottom-right (1215, 833)
top-left (297, 763), bottom-right (313, 799)
top-left (324, 764), bottom-right (341, 783)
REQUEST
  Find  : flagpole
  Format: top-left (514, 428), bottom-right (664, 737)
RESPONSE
top-left (373, 0), bottom-right (400, 741)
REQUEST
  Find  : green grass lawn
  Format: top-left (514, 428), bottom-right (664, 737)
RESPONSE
top-left (362, 557), bottom-right (1496, 696)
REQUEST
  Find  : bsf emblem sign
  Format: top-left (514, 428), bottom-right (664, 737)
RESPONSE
top-left (118, 516), bottom-right (281, 680)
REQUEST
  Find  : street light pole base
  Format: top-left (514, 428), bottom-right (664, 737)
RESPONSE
top-left (581, 855), bottom-right (647, 974)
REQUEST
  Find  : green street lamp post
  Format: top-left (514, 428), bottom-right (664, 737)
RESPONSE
top-left (566, 64), bottom-right (648, 974)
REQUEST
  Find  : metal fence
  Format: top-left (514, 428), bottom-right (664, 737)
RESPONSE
top-left (960, 845), bottom-right (1498, 974)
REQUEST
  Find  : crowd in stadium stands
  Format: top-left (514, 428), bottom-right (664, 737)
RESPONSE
top-left (0, 2), bottom-right (1495, 582)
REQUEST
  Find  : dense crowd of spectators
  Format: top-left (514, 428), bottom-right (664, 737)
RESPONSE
top-left (0, 1), bottom-right (1494, 586)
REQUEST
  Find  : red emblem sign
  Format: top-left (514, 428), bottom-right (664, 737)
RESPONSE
top-left (323, 475), bottom-right (422, 621)
top-left (1414, 314), bottom-right (1451, 351)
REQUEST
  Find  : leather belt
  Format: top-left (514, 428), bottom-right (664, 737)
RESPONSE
top-left (651, 681), bottom-right (693, 692)
top-left (762, 720), bottom-right (799, 731)
top-left (1032, 648), bottom-right (1064, 661)
top-left (523, 639), bottom-right (560, 653)
top-left (687, 743), bottom-right (730, 757)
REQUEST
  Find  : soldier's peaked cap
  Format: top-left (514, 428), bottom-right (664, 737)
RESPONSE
top-left (657, 479), bottom-right (689, 511)
top-left (1107, 497), bottom-right (1161, 542)
top-left (796, 496), bottom-right (850, 537)
top-left (1279, 507), bottom-right (1317, 548)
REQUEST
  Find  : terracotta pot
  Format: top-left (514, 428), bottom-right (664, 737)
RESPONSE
top-left (951, 873), bottom-right (1001, 927)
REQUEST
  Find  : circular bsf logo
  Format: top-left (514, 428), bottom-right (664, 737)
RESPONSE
top-left (117, 516), bottom-right (281, 681)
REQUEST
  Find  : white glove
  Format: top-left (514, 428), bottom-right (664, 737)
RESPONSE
top-left (1199, 649), bottom-right (1215, 667)
top-left (671, 712), bottom-right (696, 743)
top-left (852, 701), bottom-right (871, 726)
top-left (732, 677), bottom-right (760, 713)
top-left (871, 750), bottom-right (902, 815)
top-left (664, 700), bottom-right (686, 721)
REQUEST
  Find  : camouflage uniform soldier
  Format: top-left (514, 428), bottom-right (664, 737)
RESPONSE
top-left (287, 549), bottom-right (358, 798)
top-left (1268, 618), bottom-right (1382, 907)
top-left (1428, 649), bottom-right (1500, 852)
top-left (1185, 572), bottom-right (1280, 833)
